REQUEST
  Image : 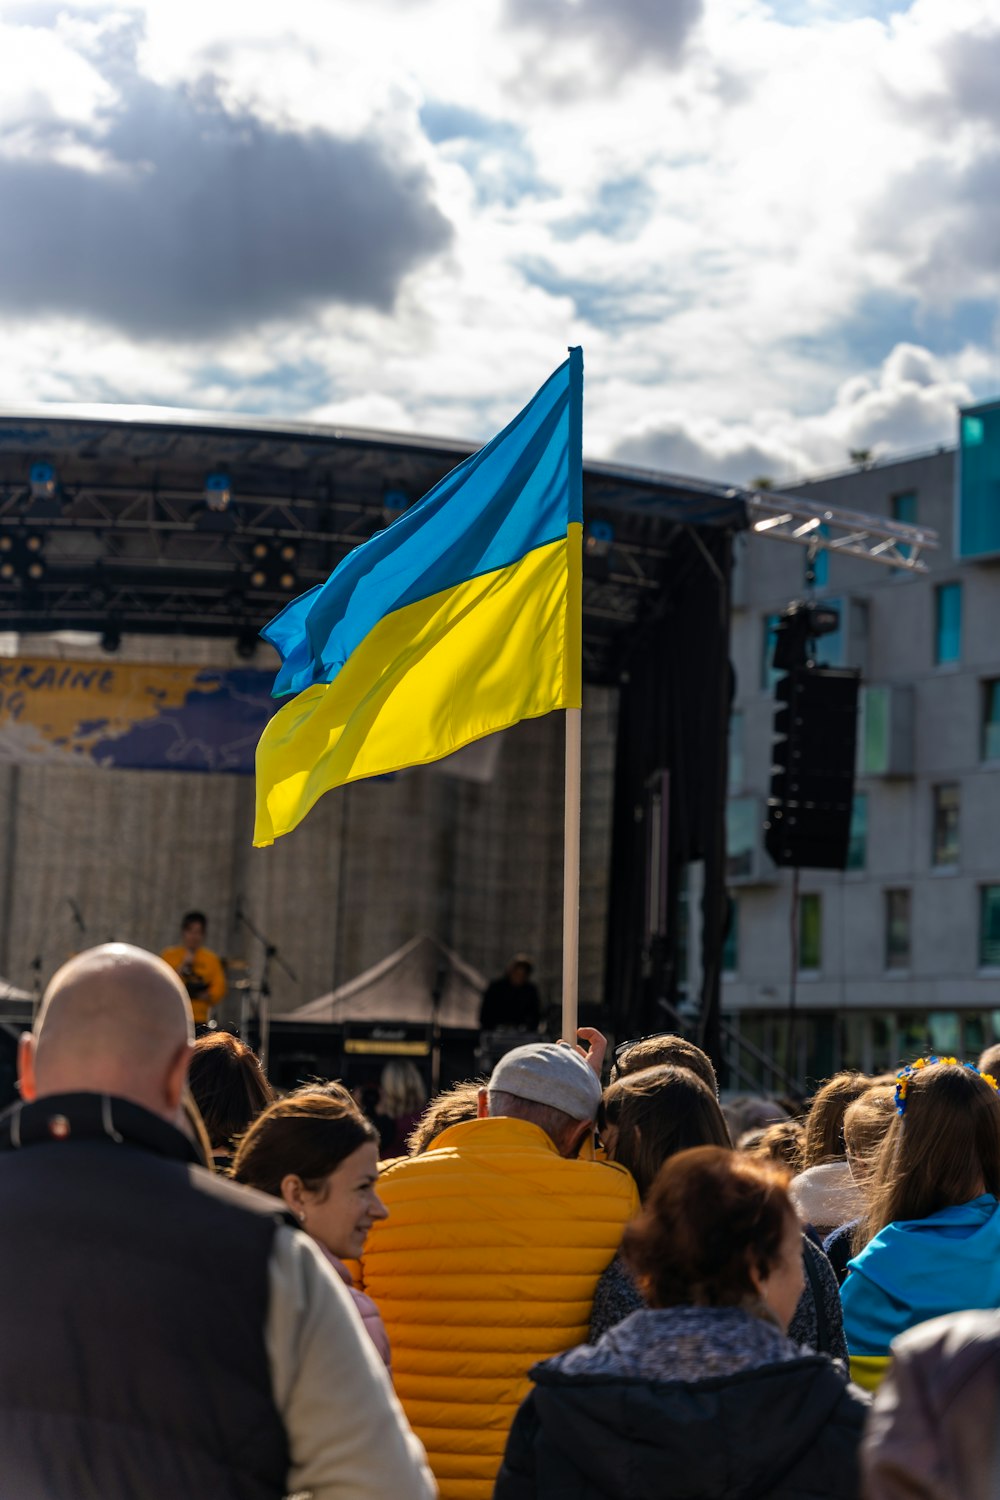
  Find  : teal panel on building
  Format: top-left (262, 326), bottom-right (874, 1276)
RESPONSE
top-left (959, 400), bottom-right (1000, 558)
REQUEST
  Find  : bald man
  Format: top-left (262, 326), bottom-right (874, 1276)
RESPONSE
top-left (0, 944), bottom-right (434, 1500)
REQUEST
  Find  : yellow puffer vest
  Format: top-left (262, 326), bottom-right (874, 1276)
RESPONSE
top-left (361, 1115), bottom-right (639, 1500)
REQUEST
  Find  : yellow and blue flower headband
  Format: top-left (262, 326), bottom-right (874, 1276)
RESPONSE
top-left (894, 1055), bottom-right (1000, 1116)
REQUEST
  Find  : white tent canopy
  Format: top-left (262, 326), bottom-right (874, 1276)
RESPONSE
top-left (277, 932), bottom-right (487, 1030)
top-left (0, 976), bottom-right (32, 1003)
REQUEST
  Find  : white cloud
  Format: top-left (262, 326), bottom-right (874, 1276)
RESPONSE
top-left (611, 342), bottom-right (972, 484)
top-left (0, 0), bottom-right (997, 493)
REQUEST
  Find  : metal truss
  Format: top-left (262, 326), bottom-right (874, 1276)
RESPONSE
top-left (0, 412), bottom-right (749, 681)
top-left (744, 488), bottom-right (939, 571)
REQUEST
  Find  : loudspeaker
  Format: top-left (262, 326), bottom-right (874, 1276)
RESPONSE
top-left (764, 665), bottom-right (860, 870)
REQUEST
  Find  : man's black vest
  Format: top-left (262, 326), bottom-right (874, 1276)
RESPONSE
top-left (0, 1093), bottom-right (291, 1500)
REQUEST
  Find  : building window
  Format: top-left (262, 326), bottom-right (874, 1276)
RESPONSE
top-left (722, 897), bottom-right (738, 974)
top-left (847, 792), bottom-right (868, 871)
top-left (675, 879), bottom-right (690, 986)
top-left (891, 491), bottom-right (917, 569)
top-left (726, 796), bottom-right (757, 882)
top-left (762, 613), bottom-right (781, 690)
top-left (798, 893), bottom-right (822, 971)
top-left (813, 596), bottom-right (844, 667)
top-left (885, 889), bottom-right (911, 970)
top-left (892, 491), bottom-right (917, 525)
top-left (934, 583), bottom-right (962, 665)
top-left (932, 784), bottom-right (960, 867)
top-left (982, 681), bottom-right (1000, 761)
top-left (980, 886), bottom-right (1000, 968)
top-left (728, 710), bottom-right (744, 791)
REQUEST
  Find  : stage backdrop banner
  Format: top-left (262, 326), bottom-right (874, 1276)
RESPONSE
top-left (0, 658), bottom-right (277, 774)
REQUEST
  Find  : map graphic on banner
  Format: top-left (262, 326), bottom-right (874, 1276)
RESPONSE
top-left (0, 658), bottom-right (277, 774)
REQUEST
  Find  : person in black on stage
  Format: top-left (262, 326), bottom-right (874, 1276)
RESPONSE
top-left (479, 953), bottom-right (541, 1033)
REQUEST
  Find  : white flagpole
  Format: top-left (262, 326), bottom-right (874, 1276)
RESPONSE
top-left (561, 705), bottom-right (582, 1043)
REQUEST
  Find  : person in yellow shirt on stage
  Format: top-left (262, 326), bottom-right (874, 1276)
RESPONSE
top-left (161, 911), bottom-right (226, 1026)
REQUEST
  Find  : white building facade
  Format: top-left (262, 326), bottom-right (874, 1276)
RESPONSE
top-left (722, 442), bottom-right (1000, 1089)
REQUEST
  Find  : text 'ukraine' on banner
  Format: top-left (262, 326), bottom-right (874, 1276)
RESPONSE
top-left (253, 348), bottom-right (584, 846)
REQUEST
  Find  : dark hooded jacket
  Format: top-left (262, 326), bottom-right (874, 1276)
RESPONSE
top-left (494, 1306), bottom-right (868, 1500)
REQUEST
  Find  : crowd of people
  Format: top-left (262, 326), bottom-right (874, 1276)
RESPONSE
top-left (5, 943), bottom-right (1000, 1497)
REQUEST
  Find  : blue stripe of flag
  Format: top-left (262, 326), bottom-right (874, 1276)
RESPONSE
top-left (263, 349), bottom-right (583, 699)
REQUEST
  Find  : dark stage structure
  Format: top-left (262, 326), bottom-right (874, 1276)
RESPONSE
top-left (0, 405), bottom-right (747, 1063)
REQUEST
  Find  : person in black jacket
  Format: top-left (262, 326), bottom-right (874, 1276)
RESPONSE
top-left (0, 943), bottom-right (434, 1500)
top-left (495, 1145), bottom-right (868, 1500)
top-left (479, 954), bottom-right (541, 1032)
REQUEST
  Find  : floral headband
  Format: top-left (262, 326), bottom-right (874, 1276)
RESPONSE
top-left (894, 1055), bottom-right (1000, 1116)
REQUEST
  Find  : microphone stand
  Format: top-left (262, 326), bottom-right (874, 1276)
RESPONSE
top-left (66, 897), bottom-right (87, 944)
top-left (235, 900), bottom-right (297, 1074)
top-left (30, 951), bottom-right (42, 1021)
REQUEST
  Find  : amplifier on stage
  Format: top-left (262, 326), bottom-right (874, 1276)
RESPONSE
top-left (343, 1021), bottom-right (431, 1059)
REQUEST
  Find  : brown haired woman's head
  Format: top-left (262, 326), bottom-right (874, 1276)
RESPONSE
top-left (740, 1118), bottom-right (805, 1174)
top-left (406, 1079), bottom-right (483, 1154)
top-left (802, 1072), bottom-right (872, 1168)
top-left (623, 1146), bottom-right (804, 1331)
top-left (610, 1033), bottom-right (718, 1096)
top-left (601, 1064), bottom-right (732, 1199)
top-left (842, 1084), bottom-right (895, 1183)
top-left (232, 1088), bottom-right (386, 1261)
top-left (854, 1060), bottom-right (1000, 1253)
top-left (187, 1031), bottom-right (274, 1156)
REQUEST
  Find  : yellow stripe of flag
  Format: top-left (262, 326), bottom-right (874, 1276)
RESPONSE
top-left (254, 525), bottom-right (582, 846)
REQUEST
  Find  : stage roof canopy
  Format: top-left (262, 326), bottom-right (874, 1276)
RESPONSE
top-left (0, 404), bottom-right (747, 683)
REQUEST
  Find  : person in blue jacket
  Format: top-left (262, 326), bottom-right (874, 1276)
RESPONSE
top-left (841, 1055), bottom-right (1000, 1391)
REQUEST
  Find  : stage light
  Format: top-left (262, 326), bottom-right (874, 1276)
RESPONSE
top-left (101, 623), bottom-right (121, 654)
top-left (0, 529), bottom-right (47, 585)
top-left (236, 627), bottom-right (258, 660)
top-left (30, 463), bottom-right (57, 501)
top-left (383, 488), bottom-right (409, 524)
top-left (204, 472), bottom-right (232, 512)
top-left (584, 519), bottom-right (614, 560)
top-left (247, 538), bottom-right (299, 593)
top-left (26, 463), bottom-right (63, 520)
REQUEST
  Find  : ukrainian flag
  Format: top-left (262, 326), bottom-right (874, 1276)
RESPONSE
top-left (253, 348), bottom-right (583, 846)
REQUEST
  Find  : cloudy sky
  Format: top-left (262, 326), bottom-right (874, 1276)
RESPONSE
top-left (1, 0), bottom-right (998, 484)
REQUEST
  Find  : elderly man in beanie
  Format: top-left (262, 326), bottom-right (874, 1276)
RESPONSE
top-left (359, 1038), bottom-right (639, 1500)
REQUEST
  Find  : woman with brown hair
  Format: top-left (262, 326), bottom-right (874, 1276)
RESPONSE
top-left (187, 1030), bottom-right (273, 1171)
top-left (591, 1065), bottom-right (847, 1363)
top-left (232, 1088), bottom-right (391, 1364)
top-left (842, 1057), bottom-right (1000, 1391)
top-left (821, 1083), bottom-right (896, 1285)
top-left (495, 1147), bottom-right (868, 1500)
top-left (791, 1071), bottom-right (872, 1238)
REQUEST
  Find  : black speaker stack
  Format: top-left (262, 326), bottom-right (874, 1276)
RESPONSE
top-left (763, 604), bottom-right (860, 871)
